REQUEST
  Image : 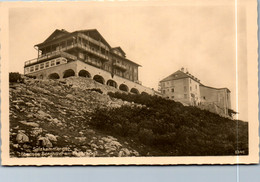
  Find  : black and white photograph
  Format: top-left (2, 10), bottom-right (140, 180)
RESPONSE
top-left (0, 0), bottom-right (258, 165)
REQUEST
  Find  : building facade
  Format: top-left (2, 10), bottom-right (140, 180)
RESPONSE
top-left (159, 68), bottom-right (231, 117)
top-left (200, 85), bottom-right (231, 117)
top-left (159, 68), bottom-right (201, 106)
top-left (24, 29), bottom-right (157, 95)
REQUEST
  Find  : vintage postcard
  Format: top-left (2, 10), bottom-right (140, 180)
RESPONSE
top-left (0, 0), bottom-right (258, 165)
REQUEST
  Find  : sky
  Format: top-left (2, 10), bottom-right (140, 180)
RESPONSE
top-left (8, 2), bottom-right (248, 121)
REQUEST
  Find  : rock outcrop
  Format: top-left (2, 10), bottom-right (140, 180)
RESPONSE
top-left (9, 77), bottom-right (140, 157)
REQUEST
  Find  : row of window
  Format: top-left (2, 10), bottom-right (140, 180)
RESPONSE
top-left (25, 58), bottom-right (67, 74)
top-left (162, 88), bottom-right (175, 94)
top-left (163, 93), bottom-right (201, 100)
top-left (78, 35), bottom-right (109, 52)
top-left (104, 64), bottom-right (112, 72)
top-left (113, 49), bottom-right (123, 57)
top-left (86, 58), bottom-right (102, 67)
top-left (161, 79), bottom-right (200, 88)
top-left (166, 94), bottom-right (206, 101)
top-left (80, 56), bottom-right (137, 81)
top-left (165, 94), bottom-right (188, 99)
top-left (184, 85), bottom-right (197, 92)
top-left (113, 69), bottom-right (134, 80)
top-left (79, 52), bottom-right (137, 75)
top-left (114, 69), bottom-right (124, 77)
top-left (113, 59), bottom-right (138, 74)
top-left (41, 40), bottom-right (74, 55)
top-left (162, 85), bottom-right (199, 94)
top-left (161, 80), bottom-right (174, 88)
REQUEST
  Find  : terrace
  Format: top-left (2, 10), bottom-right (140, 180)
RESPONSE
top-left (25, 51), bottom-right (77, 67)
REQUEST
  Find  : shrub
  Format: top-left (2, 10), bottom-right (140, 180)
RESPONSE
top-left (25, 75), bottom-right (36, 79)
top-left (138, 128), bottom-right (154, 145)
top-left (89, 108), bottom-right (110, 129)
top-left (9, 72), bottom-right (24, 83)
top-left (87, 88), bottom-right (103, 94)
top-left (90, 92), bottom-right (248, 156)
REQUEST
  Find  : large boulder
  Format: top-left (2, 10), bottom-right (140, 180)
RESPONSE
top-left (31, 127), bottom-right (43, 136)
top-left (37, 137), bottom-right (53, 148)
top-left (37, 110), bottom-right (51, 119)
top-left (45, 134), bottom-right (57, 142)
top-left (19, 121), bottom-right (39, 127)
top-left (16, 132), bottom-right (29, 143)
top-left (65, 94), bottom-right (74, 99)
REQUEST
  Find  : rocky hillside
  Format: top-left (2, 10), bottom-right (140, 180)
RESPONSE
top-left (9, 76), bottom-right (248, 157)
top-left (10, 77), bottom-right (142, 157)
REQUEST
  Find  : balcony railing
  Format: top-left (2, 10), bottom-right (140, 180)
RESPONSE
top-left (113, 62), bottom-right (127, 71)
top-left (25, 58), bottom-right (39, 66)
top-left (25, 51), bottom-right (77, 66)
top-left (70, 43), bottom-right (109, 61)
top-left (83, 57), bottom-right (102, 68)
top-left (25, 43), bottom-right (109, 66)
top-left (78, 33), bottom-right (109, 51)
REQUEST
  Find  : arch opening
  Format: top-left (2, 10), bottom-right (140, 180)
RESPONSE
top-left (141, 91), bottom-right (149, 95)
top-left (48, 73), bottom-right (60, 79)
top-left (78, 70), bottom-right (91, 78)
top-left (63, 69), bottom-right (75, 78)
top-left (93, 75), bottom-right (105, 84)
top-left (107, 80), bottom-right (118, 88)
top-left (130, 88), bottom-right (140, 94)
top-left (119, 84), bottom-right (129, 92)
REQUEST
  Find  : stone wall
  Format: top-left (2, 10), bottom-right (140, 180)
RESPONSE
top-left (26, 60), bottom-right (156, 95)
top-left (200, 85), bottom-right (230, 116)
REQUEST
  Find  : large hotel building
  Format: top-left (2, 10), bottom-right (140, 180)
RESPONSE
top-left (24, 29), bottom-right (157, 95)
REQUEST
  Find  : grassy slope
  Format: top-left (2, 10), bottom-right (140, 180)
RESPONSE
top-left (89, 92), bottom-right (248, 156)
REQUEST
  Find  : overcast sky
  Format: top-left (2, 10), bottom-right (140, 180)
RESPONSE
top-left (9, 2), bottom-right (248, 121)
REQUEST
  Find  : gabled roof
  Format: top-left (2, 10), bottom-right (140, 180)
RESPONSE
top-left (76, 29), bottom-right (111, 49)
top-left (36, 29), bottom-right (111, 48)
top-left (160, 69), bottom-right (230, 93)
top-left (111, 47), bottom-right (126, 57)
top-left (43, 29), bottom-right (69, 43)
top-left (34, 28), bottom-right (140, 66)
top-left (125, 58), bottom-right (141, 67)
top-left (160, 70), bottom-right (190, 82)
top-left (160, 70), bottom-right (201, 83)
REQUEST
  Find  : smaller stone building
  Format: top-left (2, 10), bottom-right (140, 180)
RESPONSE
top-left (159, 68), bottom-right (231, 117)
top-left (159, 68), bottom-right (201, 106)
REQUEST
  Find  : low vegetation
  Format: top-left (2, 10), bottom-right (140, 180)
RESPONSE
top-left (89, 92), bottom-right (248, 156)
top-left (9, 72), bottom-right (24, 83)
top-left (9, 76), bottom-right (248, 157)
